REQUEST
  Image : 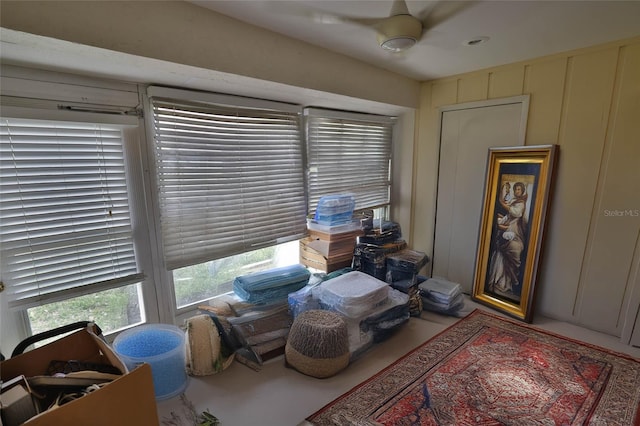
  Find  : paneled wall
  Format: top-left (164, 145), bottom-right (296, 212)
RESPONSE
top-left (412, 37), bottom-right (640, 337)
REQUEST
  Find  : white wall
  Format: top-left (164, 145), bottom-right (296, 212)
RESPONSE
top-left (0, 0), bottom-right (419, 109)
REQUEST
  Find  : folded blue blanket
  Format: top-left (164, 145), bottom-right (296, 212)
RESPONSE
top-left (233, 264), bottom-right (311, 304)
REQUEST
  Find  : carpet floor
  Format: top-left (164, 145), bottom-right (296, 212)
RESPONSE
top-left (306, 309), bottom-right (640, 425)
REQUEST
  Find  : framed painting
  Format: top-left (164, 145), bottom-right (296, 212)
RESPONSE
top-left (472, 145), bottom-right (558, 322)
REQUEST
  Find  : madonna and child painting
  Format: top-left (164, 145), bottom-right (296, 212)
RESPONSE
top-left (472, 145), bottom-right (557, 322)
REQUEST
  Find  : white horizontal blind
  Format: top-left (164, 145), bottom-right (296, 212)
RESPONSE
top-left (150, 96), bottom-right (307, 270)
top-left (305, 108), bottom-right (394, 212)
top-left (0, 118), bottom-right (142, 310)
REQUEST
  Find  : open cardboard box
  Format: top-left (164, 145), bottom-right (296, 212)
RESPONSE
top-left (1, 325), bottom-right (159, 425)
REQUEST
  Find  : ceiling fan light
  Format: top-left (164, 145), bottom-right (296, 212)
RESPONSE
top-left (376, 14), bottom-right (422, 53)
top-left (380, 36), bottom-right (416, 52)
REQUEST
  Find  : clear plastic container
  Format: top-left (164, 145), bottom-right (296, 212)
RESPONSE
top-left (113, 324), bottom-right (188, 401)
top-left (314, 194), bottom-right (356, 225)
top-left (306, 218), bottom-right (361, 234)
top-left (318, 271), bottom-right (390, 318)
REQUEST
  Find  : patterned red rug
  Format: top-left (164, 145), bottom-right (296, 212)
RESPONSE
top-left (306, 309), bottom-right (640, 425)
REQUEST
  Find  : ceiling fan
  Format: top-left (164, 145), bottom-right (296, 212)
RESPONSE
top-left (368, 0), bottom-right (424, 52)
top-left (293, 0), bottom-right (473, 53)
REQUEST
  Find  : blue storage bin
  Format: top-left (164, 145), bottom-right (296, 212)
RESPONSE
top-left (113, 324), bottom-right (187, 401)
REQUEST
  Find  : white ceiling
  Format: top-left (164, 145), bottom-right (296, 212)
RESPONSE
top-left (190, 0), bottom-right (640, 81)
top-left (1, 0), bottom-right (639, 115)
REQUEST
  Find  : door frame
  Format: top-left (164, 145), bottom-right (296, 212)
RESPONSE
top-left (438, 95), bottom-right (530, 146)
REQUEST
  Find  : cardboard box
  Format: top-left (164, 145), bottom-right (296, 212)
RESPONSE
top-left (0, 326), bottom-right (159, 426)
top-left (307, 228), bottom-right (363, 244)
top-left (300, 237), bottom-right (354, 273)
top-left (1, 375), bottom-right (39, 426)
top-left (306, 229), bottom-right (363, 259)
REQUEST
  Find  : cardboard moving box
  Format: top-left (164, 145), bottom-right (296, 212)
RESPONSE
top-left (299, 238), bottom-right (354, 273)
top-left (1, 325), bottom-right (159, 426)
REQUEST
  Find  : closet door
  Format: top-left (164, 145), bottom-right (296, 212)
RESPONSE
top-left (432, 96), bottom-right (529, 293)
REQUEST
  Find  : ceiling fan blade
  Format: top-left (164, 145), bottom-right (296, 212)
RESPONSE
top-left (418, 0), bottom-right (475, 29)
top-left (345, 17), bottom-right (386, 27)
top-left (263, 1), bottom-right (346, 24)
top-left (267, 1), bottom-right (386, 28)
top-left (262, 0), bottom-right (423, 36)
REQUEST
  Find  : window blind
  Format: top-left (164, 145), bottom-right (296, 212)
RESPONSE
top-left (149, 93), bottom-right (307, 270)
top-left (0, 118), bottom-right (142, 310)
top-left (305, 108), bottom-right (394, 212)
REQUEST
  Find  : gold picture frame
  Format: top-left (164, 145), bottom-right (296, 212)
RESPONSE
top-left (472, 145), bottom-right (558, 322)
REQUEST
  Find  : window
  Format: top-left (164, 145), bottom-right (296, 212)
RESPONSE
top-left (27, 283), bottom-right (143, 336)
top-left (0, 76), bottom-right (398, 352)
top-left (147, 87), bottom-right (307, 307)
top-left (0, 117), bottom-right (145, 334)
top-left (305, 108), bottom-right (395, 214)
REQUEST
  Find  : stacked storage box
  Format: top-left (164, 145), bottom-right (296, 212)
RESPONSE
top-left (356, 220), bottom-right (402, 245)
top-left (314, 271), bottom-right (410, 359)
top-left (299, 222), bottom-right (363, 273)
top-left (352, 240), bottom-right (407, 280)
top-left (418, 277), bottom-right (465, 316)
top-left (287, 268), bottom-right (352, 319)
top-left (227, 303), bottom-right (293, 363)
top-left (351, 221), bottom-right (404, 280)
top-left (385, 249), bottom-right (430, 317)
top-left (359, 289), bottom-right (410, 344)
top-left (317, 271), bottom-right (390, 318)
top-left (300, 195), bottom-right (363, 273)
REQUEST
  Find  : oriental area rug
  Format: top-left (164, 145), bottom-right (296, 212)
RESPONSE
top-left (306, 309), bottom-right (640, 425)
